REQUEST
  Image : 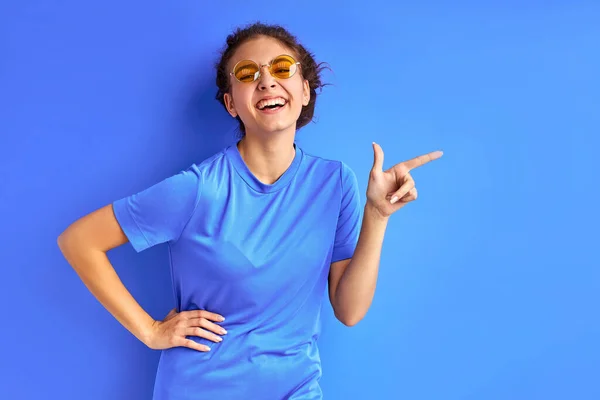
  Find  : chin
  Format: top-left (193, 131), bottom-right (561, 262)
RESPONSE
top-left (244, 109), bottom-right (301, 135)
top-left (256, 118), bottom-right (297, 134)
top-left (260, 124), bottom-right (295, 134)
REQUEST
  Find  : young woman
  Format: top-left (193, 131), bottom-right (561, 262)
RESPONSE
top-left (58, 22), bottom-right (441, 400)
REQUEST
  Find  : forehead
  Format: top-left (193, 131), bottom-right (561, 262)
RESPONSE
top-left (229, 36), bottom-right (296, 68)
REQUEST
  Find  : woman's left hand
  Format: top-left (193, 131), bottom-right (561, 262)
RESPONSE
top-left (366, 142), bottom-right (443, 218)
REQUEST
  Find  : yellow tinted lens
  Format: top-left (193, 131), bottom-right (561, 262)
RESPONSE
top-left (234, 60), bottom-right (259, 82)
top-left (270, 55), bottom-right (296, 79)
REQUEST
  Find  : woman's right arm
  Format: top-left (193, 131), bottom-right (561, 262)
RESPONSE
top-left (57, 204), bottom-right (157, 345)
top-left (57, 204), bottom-right (227, 352)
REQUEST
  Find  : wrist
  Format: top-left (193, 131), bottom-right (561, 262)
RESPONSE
top-left (138, 317), bottom-right (157, 346)
top-left (364, 202), bottom-right (390, 222)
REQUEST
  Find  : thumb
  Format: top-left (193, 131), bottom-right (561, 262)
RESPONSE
top-left (372, 142), bottom-right (384, 173)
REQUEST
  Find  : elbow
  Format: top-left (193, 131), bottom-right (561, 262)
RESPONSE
top-left (57, 232), bottom-right (73, 261)
top-left (57, 228), bottom-right (73, 252)
top-left (57, 231), bottom-right (66, 246)
top-left (335, 312), bottom-right (364, 327)
top-left (57, 227), bottom-right (80, 259)
top-left (332, 299), bottom-right (367, 327)
top-left (57, 232), bottom-right (67, 251)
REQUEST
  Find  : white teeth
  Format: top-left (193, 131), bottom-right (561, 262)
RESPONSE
top-left (257, 97), bottom-right (287, 110)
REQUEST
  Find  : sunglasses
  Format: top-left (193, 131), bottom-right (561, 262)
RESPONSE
top-left (230, 54), bottom-right (301, 83)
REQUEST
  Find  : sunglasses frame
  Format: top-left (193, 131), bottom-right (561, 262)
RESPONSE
top-left (230, 54), bottom-right (301, 83)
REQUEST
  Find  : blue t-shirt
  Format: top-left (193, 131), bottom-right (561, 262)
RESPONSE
top-left (112, 140), bottom-right (362, 399)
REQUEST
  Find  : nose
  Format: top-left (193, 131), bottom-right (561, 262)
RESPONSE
top-left (257, 64), bottom-right (277, 90)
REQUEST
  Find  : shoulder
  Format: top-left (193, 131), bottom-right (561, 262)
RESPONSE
top-left (300, 146), bottom-right (358, 188)
top-left (300, 147), bottom-right (353, 175)
top-left (192, 147), bottom-right (228, 174)
top-left (181, 146), bottom-right (231, 187)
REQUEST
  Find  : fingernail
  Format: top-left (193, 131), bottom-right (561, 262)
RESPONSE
top-left (205, 346), bottom-right (211, 351)
top-left (390, 196), bottom-right (399, 204)
top-left (217, 337), bottom-right (223, 342)
top-left (219, 316), bottom-right (225, 322)
top-left (221, 329), bottom-right (228, 334)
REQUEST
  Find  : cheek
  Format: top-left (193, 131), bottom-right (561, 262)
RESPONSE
top-left (286, 81), bottom-right (307, 106)
top-left (232, 90), bottom-right (255, 114)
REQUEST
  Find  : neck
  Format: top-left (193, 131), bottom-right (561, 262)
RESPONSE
top-left (237, 131), bottom-right (296, 185)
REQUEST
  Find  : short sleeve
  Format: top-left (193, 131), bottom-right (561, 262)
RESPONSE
top-left (112, 165), bottom-right (202, 253)
top-left (331, 162), bottom-right (363, 263)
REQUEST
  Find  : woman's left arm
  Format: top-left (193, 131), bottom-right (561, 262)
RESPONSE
top-left (329, 142), bottom-right (443, 326)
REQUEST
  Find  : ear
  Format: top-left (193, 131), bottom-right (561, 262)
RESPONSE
top-left (302, 80), bottom-right (310, 106)
top-left (223, 92), bottom-right (238, 118)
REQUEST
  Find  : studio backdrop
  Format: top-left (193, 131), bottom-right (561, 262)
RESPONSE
top-left (0, 1), bottom-right (598, 399)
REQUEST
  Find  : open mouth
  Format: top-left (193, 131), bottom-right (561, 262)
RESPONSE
top-left (256, 97), bottom-right (288, 113)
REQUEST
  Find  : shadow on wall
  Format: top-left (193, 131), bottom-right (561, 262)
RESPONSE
top-left (51, 55), bottom-right (243, 397)
top-left (176, 54), bottom-right (240, 164)
top-left (105, 54), bottom-right (242, 313)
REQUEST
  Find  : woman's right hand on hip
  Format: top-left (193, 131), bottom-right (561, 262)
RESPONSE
top-left (145, 308), bottom-right (227, 352)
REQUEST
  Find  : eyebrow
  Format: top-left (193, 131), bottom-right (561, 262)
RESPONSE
top-left (232, 53), bottom-right (294, 67)
top-left (234, 56), bottom-right (272, 65)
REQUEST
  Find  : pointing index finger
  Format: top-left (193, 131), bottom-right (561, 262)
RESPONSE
top-left (404, 150), bottom-right (443, 171)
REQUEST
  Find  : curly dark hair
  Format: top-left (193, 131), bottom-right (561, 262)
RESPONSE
top-left (215, 21), bottom-right (330, 137)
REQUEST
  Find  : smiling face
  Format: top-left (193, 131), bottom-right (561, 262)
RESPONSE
top-left (223, 36), bottom-right (311, 138)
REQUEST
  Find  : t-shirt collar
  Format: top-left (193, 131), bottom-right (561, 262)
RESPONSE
top-left (225, 139), bottom-right (303, 193)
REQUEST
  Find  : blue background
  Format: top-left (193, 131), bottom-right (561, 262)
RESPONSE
top-left (1, 1), bottom-right (598, 399)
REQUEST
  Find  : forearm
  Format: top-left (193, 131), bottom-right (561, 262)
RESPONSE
top-left (333, 204), bottom-right (389, 325)
top-left (58, 236), bottom-right (155, 344)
